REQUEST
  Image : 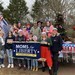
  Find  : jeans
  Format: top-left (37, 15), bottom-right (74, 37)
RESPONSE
top-left (0, 50), bottom-right (4, 64)
top-left (7, 49), bottom-right (13, 64)
top-left (32, 59), bottom-right (38, 67)
top-left (27, 58), bottom-right (33, 69)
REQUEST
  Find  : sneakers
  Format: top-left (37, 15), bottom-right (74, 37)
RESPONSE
top-left (7, 64), bottom-right (11, 68)
top-left (1, 64), bottom-right (5, 68)
top-left (0, 64), bottom-right (5, 68)
top-left (7, 64), bottom-right (14, 68)
top-left (11, 64), bottom-right (14, 68)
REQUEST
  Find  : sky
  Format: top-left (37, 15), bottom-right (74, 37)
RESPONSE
top-left (1, 0), bottom-right (35, 10)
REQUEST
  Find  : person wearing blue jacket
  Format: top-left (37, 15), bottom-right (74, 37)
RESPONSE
top-left (50, 28), bottom-right (63, 75)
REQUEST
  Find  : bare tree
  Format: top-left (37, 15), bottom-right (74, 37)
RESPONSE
top-left (31, 0), bottom-right (75, 24)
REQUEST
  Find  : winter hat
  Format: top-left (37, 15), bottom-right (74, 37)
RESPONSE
top-left (18, 29), bottom-right (23, 34)
top-left (33, 35), bottom-right (38, 41)
top-left (41, 32), bottom-right (46, 35)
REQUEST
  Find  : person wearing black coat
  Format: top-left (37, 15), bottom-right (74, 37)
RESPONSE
top-left (5, 31), bottom-right (15, 68)
top-left (16, 30), bottom-right (26, 70)
top-left (50, 28), bottom-right (63, 75)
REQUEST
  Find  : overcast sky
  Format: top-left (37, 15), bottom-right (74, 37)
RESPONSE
top-left (1, 0), bottom-right (35, 10)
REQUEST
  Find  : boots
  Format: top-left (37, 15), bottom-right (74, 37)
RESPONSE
top-left (49, 69), bottom-right (53, 75)
top-left (36, 67), bottom-right (38, 71)
top-left (18, 64), bottom-right (22, 69)
top-left (42, 67), bottom-right (45, 72)
top-left (33, 67), bottom-right (35, 71)
top-left (53, 72), bottom-right (57, 75)
top-left (23, 65), bottom-right (26, 70)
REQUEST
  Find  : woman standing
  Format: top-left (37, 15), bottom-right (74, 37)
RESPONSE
top-left (40, 32), bottom-right (53, 75)
top-left (5, 31), bottom-right (15, 68)
top-left (43, 21), bottom-right (54, 37)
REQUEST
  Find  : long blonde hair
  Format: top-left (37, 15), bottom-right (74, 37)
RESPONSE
top-left (41, 32), bottom-right (47, 40)
top-left (0, 29), bottom-right (4, 37)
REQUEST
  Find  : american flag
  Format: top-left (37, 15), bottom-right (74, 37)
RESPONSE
top-left (0, 14), bottom-right (10, 39)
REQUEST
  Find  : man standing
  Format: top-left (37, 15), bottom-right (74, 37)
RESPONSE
top-left (50, 28), bottom-right (63, 75)
top-left (30, 23), bottom-right (41, 40)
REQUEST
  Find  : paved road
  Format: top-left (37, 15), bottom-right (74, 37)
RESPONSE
top-left (0, 63), bottom-right (75, 75)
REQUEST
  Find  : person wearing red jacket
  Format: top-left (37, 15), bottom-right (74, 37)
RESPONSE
top-left (43, 21), bottom-right (54, 38)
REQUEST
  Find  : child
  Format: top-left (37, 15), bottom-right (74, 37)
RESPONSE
top-left (22, 27), bottom-right (29, 40)
top-left (5, 31), bottom-right (15, 68)
top-left (26, 24), bottom-right (31, 33)
top-left (26, 33), bottom-right (33, 70)
top-left (0, 29), bottom-right (5, 68)
top-left (27, 33), bottom-right (33, 41)
top-left (17, 30), bottom-right (26, 70)
top-left (32, 35), bottom-right (38, 71)
top-left (40, 32), bottom-right (53, 75)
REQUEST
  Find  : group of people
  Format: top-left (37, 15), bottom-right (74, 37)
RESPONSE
top-left (0, 20), bottom-right (63, 75)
